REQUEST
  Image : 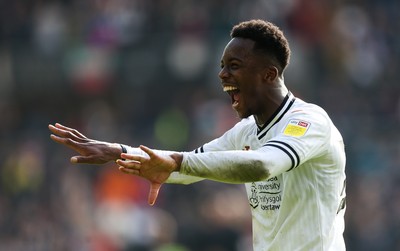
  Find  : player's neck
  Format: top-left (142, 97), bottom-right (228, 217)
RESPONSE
top-left (254, 87), bottom-right (289, 126)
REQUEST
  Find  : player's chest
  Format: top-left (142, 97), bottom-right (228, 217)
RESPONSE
top-left (237, 126), bottom-right (277, 151)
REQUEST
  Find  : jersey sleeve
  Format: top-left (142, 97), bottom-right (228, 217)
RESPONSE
top-left (168, 119), bottom-right (256, 183)
top-left (180, 147), bottom-right (292, 183)
top-left (180, 107), bottom-right (333, 182)
top-left (261, 107), bottom-right (332, 176)
top-left (122, 120), bottom-right (244, 185)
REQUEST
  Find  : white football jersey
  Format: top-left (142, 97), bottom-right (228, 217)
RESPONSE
top-left (128, 92), bottom-right (346, 250)
top-left (178, 92), bottom-right (346, 251)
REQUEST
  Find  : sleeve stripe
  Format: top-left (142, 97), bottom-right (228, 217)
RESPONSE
top-left (268, 140), bottom-right (300, 168)
top-left (263, 143), bottom-right (295, 171)
top-left (194, 146), bottom-right (205, 154)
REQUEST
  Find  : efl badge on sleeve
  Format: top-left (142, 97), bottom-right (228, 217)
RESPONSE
top-left (283, 119), bottom-right (310, 137)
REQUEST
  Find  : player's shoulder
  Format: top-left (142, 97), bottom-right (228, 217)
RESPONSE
top-left (280, 97), bottom-right (333, 135)
top-left (229, 116), bottom-right (256, 134)
top-left (229, 117), bottom-right (253, 130)
top-left (290, 97), bottom-right (331, 121)
top-left (228, 116), bottom-right (254, 127)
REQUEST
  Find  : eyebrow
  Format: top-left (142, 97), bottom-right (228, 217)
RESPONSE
top-left (221, 57), bottom-right (244, 64)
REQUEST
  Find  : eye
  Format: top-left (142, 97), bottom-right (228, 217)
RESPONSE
top-left (230, 63), bottom-right (239, 70)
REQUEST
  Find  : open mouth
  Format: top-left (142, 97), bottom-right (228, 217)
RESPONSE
top-left (223, 85), bottom-right (240, 106)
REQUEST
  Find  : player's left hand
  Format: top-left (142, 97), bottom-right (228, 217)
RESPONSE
top-left (116, 145), bottom-right (179, 206)
top-left (49, 123), bottom-right (122, 164)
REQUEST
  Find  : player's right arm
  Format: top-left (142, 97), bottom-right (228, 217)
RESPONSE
top-left (48, 120), bottom-right (240, 186)
top-left (48, 122), bottom-right (206, 184)
top-left (48, 123), bottom-right (186, 168)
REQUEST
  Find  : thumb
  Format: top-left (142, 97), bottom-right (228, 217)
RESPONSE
top-left (71, 156), bottom-right (94, 164)
top-left (71, 156), bottom-right (80, 164)
top-left (140, 145), bottom-right (155, 158)
top-left (148, 182), bottom-right (162, 206)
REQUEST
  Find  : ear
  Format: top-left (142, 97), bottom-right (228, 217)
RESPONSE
top-left (264, 65), bottom-right (279, 82)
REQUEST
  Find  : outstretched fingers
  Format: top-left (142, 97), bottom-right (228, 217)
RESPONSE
top-left (49, 133), bottom-right (79, 147)
top-left (118, 166), bottom-right (140, 175)
top-left (117, 158), bottom-right (141, 175)
top-left (117, 157), bottom-right (141, 167)
top-left (54, 123), bottom-right (87, 138)
top-left (48, 124), bottom-right (86, 142)
top-left (120, 153), bottom-right (147, 163)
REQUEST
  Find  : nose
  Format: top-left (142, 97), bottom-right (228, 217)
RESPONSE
top-left (218, 66), bottom-right (229, 80)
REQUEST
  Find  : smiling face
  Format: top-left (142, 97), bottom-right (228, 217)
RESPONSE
top-left (219, 38), bottom-right (272, 120)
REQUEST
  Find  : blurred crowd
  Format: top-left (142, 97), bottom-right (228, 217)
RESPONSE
top-left (0, 0), bottom-right (399, 250)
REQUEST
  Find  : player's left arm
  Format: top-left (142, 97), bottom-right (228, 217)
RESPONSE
top-left (178, 109), bottom-right (331, 182)
top-left (116, 112), bottom-right (331, 204)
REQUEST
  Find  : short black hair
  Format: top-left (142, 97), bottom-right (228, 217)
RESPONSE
top-left (231, 19), bottom-right (291, 75)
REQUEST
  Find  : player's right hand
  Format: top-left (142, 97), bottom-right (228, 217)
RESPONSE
top-left (49, 123), bottom-right (121, 165)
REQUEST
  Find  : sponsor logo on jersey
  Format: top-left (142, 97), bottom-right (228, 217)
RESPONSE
top-left (283, 119), bottom-right (310, 137)
top-left (249, 177), bottom-right (282, 211)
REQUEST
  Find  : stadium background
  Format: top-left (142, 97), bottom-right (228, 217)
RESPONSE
top-left (0, 0), bottom-right (399, 250)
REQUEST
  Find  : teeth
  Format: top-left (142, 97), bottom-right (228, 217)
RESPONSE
top-left (223, 86), bottom-right (238, 92)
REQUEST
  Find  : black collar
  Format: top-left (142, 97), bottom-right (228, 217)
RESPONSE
top-left (256, 92), bottom-right (296, 140)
